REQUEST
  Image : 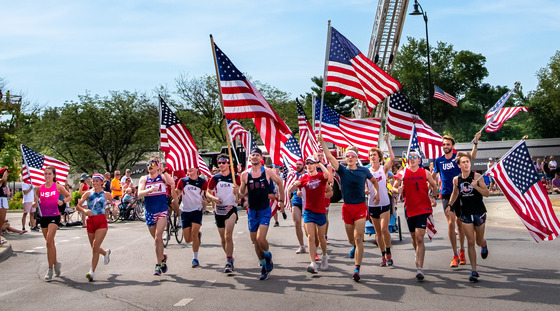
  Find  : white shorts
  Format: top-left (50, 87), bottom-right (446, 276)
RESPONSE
top-left (0, 197), bottom-right (8, 209)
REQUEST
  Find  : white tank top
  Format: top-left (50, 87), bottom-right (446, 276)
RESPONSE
top-left (367, 165), bottom-right (390, 207)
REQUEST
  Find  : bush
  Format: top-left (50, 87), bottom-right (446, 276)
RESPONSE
top-left (9, 197), bottom-right (22, 210)
top-left (12, 191), bottom-right (23, 200)
top-left (71, 190), bottom-right (81, 207)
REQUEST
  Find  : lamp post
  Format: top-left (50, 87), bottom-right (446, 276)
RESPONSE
top-left (410, 0), bottom-right (434, 126)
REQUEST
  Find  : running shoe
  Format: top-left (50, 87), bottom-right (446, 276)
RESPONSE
top-left (416, 269), bottom-right (425, 281)
top-left (192, 258), bottom-right (200, 268)
top-left (450, 255), bottom-right (459, 267)
top-left (274, 221), bottom-right (279, 227)
top-left (161, 253), bottom-right (168, 273)
top-left (459, 250), bottom-right (466, 265)
top-left (469, 271), bottom-right (479, 283)
top-left (349, 246), bottom-right (356, 259)
top-left (44, 269), bottom-right (53, 282)
top-left (380, 257), bottom-right (387, 267)
top-left (104, 249), bottom-right (111, 265)
top-left (296, 245), bottom-right (306, 254)
top-left (224, 262), bottom-right (233, 273)
top-left (264, 252), bottom-right (274, 273)
top-left (154, 265), bottom-right (162, 276)
top-left (259, 266), bottom-right (269, 280)
top-left (54, 262), bottom-right (62, 277)
top-left (481, 245), bottom-right (489, 259)
top-left (386, 254), bottom-right (393, 266)
top-left (320, 254), bottom-right (329, 271)
top-left (315, 253), bottom-right (320, 261)
top-left (352, 270), bottom-right (360, 282)
top-left (162, 232), bottom-right (168, 241)
top-left (282, 212), bottom-right (287, 220)
top-left (86, 269), bottom-right (94, 282)
top-left (307, 262), bottom-right (318, 274)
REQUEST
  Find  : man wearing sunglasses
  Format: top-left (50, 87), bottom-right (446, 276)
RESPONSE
top-left (393, 149), bottom-right (439, 281)
top-left (318, 136), bottom-right (380, 282)
top-left (206, 154), bottom-right (240, 273)
top-left (239, 147), bottom-right (285, 280)
top-left (433, 133), bottom-right (480, 268)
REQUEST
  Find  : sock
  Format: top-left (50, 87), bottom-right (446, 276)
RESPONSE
top-left (382, 251), bottom-right (386, 257)
top-left (386, 247), bottom-right (391, 255)
top-left (193, 252), bottom-right (198, 260)
top-left (227, 256), bottom-right (233, 263)
top-left (355, 265), bottom-right (361, 272)
top-left (260, 259), bottom-right (266, 267)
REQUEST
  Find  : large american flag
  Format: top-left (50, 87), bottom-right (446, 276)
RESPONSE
top-left (281, 135), bottom-right (303, 172)
top-left (296, 99), bottom-right (320, 160)
top-left (489, 141), bottom-right (559, 242)
top-left (433, 85), bottom-right (457, 107)
top-left (160, 97), bottom-right (210, 177)
top-left (485, 107), bottom-right (529, 133)
top-left (387, 91), bottom-right (444, 159)
top-left (315, 98), bottom-right (380, 160)
top-left (20, 145), bottom-right (70, 187)
top-left (483, 83), bottom-right (519, 131)
top-left (325, 27), bottom-right (401, 112)
top-left (213, 43), bottom-right (290, 165)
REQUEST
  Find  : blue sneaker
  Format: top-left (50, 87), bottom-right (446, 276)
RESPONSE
top-left (192, 258), bottom-right (199, 268)
top-left (154, 265), bottom-right (162, 276)
top-left (264, 252), bottom-right (274, 272)
top-left (349, 246), bottom-right (356, 259)
top-left (259, 266), bottom-right (269, 280)
top-left (469, 271), bottom-right (479, 282)
top-left (161, 254), bottom-right (168, 273)
top-left (352, 269), bottom-right (360, 282)
top-left (481, 245), bottom-right (489, 259)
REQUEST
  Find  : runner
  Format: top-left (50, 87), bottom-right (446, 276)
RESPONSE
top-left (205, 154), bottom-right (241, 273)
top-left (76, 174), bottom-right (113, 282)
top-left (289, 156), bottom-right (333, 274)
top-left (35, 166), bottom-right (71, 282)
top-left (367, 134), bottom-right (395, 267)
top-left (239, 147), bottom-right (285, 280)
top-left (318, 136), bottom-right (380, 282)
top-left (137, 159), bottom-right (174, 276)
top-left (433, 133), bottom-right (480, 267)
top-left (173, 167), bottom-right (208, 268)
top-left (290, 159), bottom-right (307, 254)
top-left (448, 152), bottom-right (490, 282)
top-left (393, 149), bottom-right (439, 281)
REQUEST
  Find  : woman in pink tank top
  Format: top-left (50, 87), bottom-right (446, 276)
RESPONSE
top-left (34, 166), bottom-right (71, 282)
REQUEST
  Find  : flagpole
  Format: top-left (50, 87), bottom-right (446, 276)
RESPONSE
top-left (311, 94), bottom-right (316, 132)
top-left (318, 20), bottom-right (332, 135)
top-left (210, 34), bottom-right (238, 187)
top-left (158, 95), bottom-right (163, 165)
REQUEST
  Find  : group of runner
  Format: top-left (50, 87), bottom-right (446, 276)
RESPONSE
top-left (33, 132), bottom-right (490, 283)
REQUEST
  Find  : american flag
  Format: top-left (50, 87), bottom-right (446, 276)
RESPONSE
top-left (213, 43), bottom-right (290, 165)
top-left (483, 83), bottom-right (519, 131)
top-left (281, 135), bottom-right (303, 171)
top-left (489, 141), bottom-right (559, 242)
top-left (160, 97), bottom-right (211, 177)
top-left (485, 107), bottom-right (529, 133)
top-left (433, 85), bottom-right (457, 107)
top-left (296, 99), bottom-right (320, 160)
top-left (407, 124), bottom-right (426, 160)
top-left (387, 91), bottom-right (444, 159)
top-left (326, 27), bottom-right (401, 112)
top-left (226, 119), bottom-right (248, 143)
top-left (427, 214), bottom-right (437, 241)
top-left (315, 98), bottom-right (380, 160)
top-left (20, 145), bottom-right (70, 187)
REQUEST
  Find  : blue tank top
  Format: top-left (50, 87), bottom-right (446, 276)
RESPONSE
top-left (247, 167), bottom-right (270, 211)
top-left (144, 174), bottom-right (168, 214)
top-left (87, 191), bottom-right (107, 215)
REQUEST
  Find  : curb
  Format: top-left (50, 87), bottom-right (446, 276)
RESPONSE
top-left (0, 241), bottom-right (14, 263)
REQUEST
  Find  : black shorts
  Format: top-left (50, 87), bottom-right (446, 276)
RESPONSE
top-left (406, 213), bottom-right (430, 233)
top-left (441, 194), bottom-right (459, 213)
top-left (293, 204), bottom-right (302, 211)
top-left (368, 204), bottom-right (391, 219)
top-left (40, 215), bottom-right (61, 228)
top-left (214, 208), bottom-right (238, 228)
top-left (181, 210), bottom-right (203, 228)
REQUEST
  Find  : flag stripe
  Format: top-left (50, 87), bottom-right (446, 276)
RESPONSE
top-left (485, 107), bottom-right (529, 132)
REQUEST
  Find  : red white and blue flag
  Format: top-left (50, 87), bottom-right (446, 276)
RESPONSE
top-left (489, 141), bottom-right (560, 242)
top-left (326, 27), bottom-right (401, 112)
top-left (485, 106), bottom-right (529, 133)
top-left (434, 85), bottom-right (457, 107)
top-left (483, 83), bottom-right (519, 131)
top-left (281, 135), bottom-right (303, 172)
top-left (20, 145), bottom-right (70, 186)
top-left (296, 99), bottom-right (321, 160)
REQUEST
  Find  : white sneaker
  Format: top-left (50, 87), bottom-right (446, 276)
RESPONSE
top-left (104, 249), bottom-right (111, 265)
top-left (162, 233), bottom-right (168, 241)
top-left (296, 245), bottom-right (306, 254)
top-left (306, 262), bottom-right (318, 274)
top-left (320, 254), bottom-right (329, 271)
top-left (44, 269), bottom-right (53, 282)
top-left (86, 269), bottom-right (94, 282)
top-left (54, 262), bottom-right (62, 277)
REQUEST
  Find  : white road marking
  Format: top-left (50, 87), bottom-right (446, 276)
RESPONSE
top-left (72, 236), bottom-right (81, 239)
top-left (23, 250), bottom-right (38, 253)
top-left (33, 246), bottom-right (45, 249)
top-left (173, 298), bottom-right (193, 307)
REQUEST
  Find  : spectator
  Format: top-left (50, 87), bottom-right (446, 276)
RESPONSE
top-left (5, 90), bottom-right (10, 103)
top-left (2, 220), bottom-right (27, 235)
top-left (0, 89), bottom-right (3, 101)
top-left (552, 172), bottom-right (560, 194)
top-left (0, 167), bottom-right (10, 243)
top-left (78, 174), bottom-right (91, 227)
top-left (111, 171), bottom-right (122, 199)
top-left (542, 158), bottom-right (550, 178)
top-left (120, 169), bottom-right (134, 187)
top-left (103, 172), bottom-right (112, 192)
top-left (548, 156), bottom-right (557, 181)
top-left (486, 158), bottom-right (496, 192)
top-left (21, 175), bottom-right (37, 231)
top-left (536, 158), bottom-right (544, 179)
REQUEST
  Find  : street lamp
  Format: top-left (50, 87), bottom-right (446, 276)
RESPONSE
top-left (410, 0), bottom-right (434, 126)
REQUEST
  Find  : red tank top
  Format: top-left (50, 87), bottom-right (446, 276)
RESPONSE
top-left (402, 167), bottom-right (432, 217)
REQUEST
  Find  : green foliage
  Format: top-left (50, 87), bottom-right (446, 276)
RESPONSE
top-left (0, 134), bottom-right (22, 182)
top-left (12, 191), bottom-right (22, 200)
top-left (71, 190), bottom-right (81, 207)
top-left (9, 195), bottom-right (22, 210)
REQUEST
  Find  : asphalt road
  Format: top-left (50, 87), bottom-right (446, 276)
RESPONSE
top-left (1, 195), bottom-right (559, 311)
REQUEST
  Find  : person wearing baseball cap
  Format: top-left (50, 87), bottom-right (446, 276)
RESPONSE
top-left (0, 167), bottom-right (10, 245)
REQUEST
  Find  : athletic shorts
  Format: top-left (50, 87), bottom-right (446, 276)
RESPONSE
top-left (406, 213), bottom-right (430, 233)
top-left (441, 194), bottom-right (458, 213)
top-left (215, 208), bottom-right (238, 228)
top-left (341, 202), bottom-right (368, 225)
top-left (39, 215), bottom-right (61, 228)
top-left (292, 204), bottom-right (302, 211)
top-left (145, 210), bottom-right (168, 227)
top-left (368, 204), bottom-right (391, 219)
top-left (460, 213), bottom-right (487, 227)
top-left (86, 214), bottom-right (108, 233)
top-left (247, 207), bottom-right (271, 233)
top-left (303, 209), bottom-right (327, 226)
top-left (181, 210), bottom-right (203, 228)
top-left (0, 197), bottom-right (8, 209)
top-left (23, 202), bottom-right (35, 213)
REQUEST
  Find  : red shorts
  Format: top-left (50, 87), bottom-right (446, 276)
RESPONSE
top-left (342, 202), bottom-right (368, 225)
top-left (86, 214), bottom-right (108, 233)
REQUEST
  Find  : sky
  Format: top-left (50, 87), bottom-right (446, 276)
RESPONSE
top-left (1, 0), bottom-right (559, 108)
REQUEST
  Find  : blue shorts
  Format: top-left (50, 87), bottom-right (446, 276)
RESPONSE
top-left (248, 207), bottom-right (271, 233)
top-left (460, 213), bottom-right (487, 227)
top-left (145, 210), bottom-right (167, 227)
top-left (182, 210), bottom-right (203, 228)
top-left (303, 209), bottom-right (327, 226)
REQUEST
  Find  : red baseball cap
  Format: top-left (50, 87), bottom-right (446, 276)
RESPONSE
top-left (0, 167), bottom-right (9, 176)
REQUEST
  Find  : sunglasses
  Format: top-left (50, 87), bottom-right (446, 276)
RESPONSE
top-left (305, 161), bottom-right (316, 165)
top-left (346, 154), bottom-right (357, 158)
top-left (218, 161), bottom-right (228, 165)
top-left (408, 155), bottom-right (419, 159)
